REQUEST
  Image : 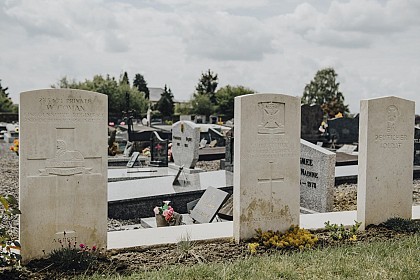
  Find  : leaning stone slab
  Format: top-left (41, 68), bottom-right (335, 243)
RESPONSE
top-left (233, 93), bottom-right (301, 242)
top-left (19, 89), bottom-right (108, 263)
top-left (357, 96), bottom-right (414, 230)
top-left (300, 139), bottom-right (335, 212)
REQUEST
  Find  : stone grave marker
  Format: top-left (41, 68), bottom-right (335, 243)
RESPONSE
top-left (327, 115), bottom-right (359, 145)
top-left (414, 127), bottom-right (420, 165)
top-left (301, 104), bottom-right (324, 143)
top-left (358, 96), bottom-right (414, 230)
top-left (190, 187), bottom-right (230, 223)
top-left (19, 89), bottom-right (107, 263)
top-left (233, 93), bottom-right (301, 241)
top-left (126, 152), bottom-right (140, 167)
top-left (300, 139), bottom-right (336, 212)
top-left (150, 131), bottom-right (168, 167)
top-left (336, 144), bottom-right (357, 154)
top-left (171, 121), bottom-right (200, 169)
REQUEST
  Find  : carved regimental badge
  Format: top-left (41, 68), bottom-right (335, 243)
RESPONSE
top-left (258, 102), bottom-right (285, 134)
top-left (386, 105), bottom-right (399, 133)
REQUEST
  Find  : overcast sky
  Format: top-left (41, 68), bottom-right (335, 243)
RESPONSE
top-left (1, 0), bottom-right (420, 113)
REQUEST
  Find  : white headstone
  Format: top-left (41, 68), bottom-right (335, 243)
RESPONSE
top-left (171, 121), bottom-right (200, 169)
top-left (233, 93), bottom-right (301, 241)
top-left (19, 89), bottom-right (108, 262)
top-left (358, 96), bottom-right (415, 230)
top-left (300, 139), bottom-right (336, 212)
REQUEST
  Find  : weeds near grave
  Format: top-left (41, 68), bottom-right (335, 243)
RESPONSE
top-left (247, 243), bottom-right (259, 254)
top-left (252, 225), bottom-right (318, 251)
top-left (0, 194), bottom-right (21, 266)
top-left (382, 217), bottom-right (420, 233)
top-left (176, 232), bottom-right (204, 263)
top-left (324, 220), bottom-right (361, 241)
top-left (48, 242), bottom-right (103, 271)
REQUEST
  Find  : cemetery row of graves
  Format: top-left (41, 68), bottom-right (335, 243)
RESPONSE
top-left (0, 89), bottom-right (419, 278)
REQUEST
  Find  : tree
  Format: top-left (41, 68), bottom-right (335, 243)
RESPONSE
top-left (133, 73), bottom-right (150, 99)
top-left (191, 94), bottom-right (214, 117)
top-left (174, 102), bottom-right (192, 115)
top-left (215, 85), bottom-right (255, 120)
top-left (0, 80), bottom-right (18, 113)
top-left (302, 68), bottom-right (349, 118)
top-left (120, 71), bottom-right (130, 86)
top-left (155, 85), bottom-right (174, 118)
top-left (195, 69), bottom-right (218, 104)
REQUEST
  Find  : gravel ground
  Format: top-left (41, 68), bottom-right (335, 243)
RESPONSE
top-left (1, 143), bottom-right (419, 239)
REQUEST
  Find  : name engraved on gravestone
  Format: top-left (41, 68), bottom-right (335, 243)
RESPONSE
top-left (52, 231), bottom-right (77, 245)
top-left (19, 89), bottom-right (107, 263)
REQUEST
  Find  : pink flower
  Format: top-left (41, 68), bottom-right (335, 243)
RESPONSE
top-left (153, 206), bottom-right (160, 215)
top-left (79, 244), bottom-right (85, 249)
top-left (92, 246), bottom-right (97, 251)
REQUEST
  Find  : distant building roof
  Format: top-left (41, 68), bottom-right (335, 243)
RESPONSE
top-left (148, 87), bottom-right (184, 103)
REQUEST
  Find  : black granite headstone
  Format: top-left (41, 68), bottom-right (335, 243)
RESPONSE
top-left (150, 131), bottom-right (169, 167)
top-left (301, 104), bottom-right (324, 143)
top-left (327, 115), bottom-right (359, 145)
top-left (190, 186), bottom-right (230, 223)
top-left (414, 127), bottom-right (420, 166)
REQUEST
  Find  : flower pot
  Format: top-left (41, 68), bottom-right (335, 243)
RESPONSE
top-left (155, 214), bottom-right (169, 227)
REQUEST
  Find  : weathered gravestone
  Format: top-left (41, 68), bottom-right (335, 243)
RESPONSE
top-left (19, 89), bottom-right (107, 263)
top-left (300, 139), bottom-right (335, 212)
top-left (327, 115), bottom-right (359, 145)
top-left (190, 187), bottom-right (230, 223)
top-left (150, 131), bottom-right (168, 167)
top-left (171, 121), bottom-right (200, 170)
top-left (358, 96), bottom-right (414, 230)
top-left (234, 93), bottom-right (301, 241)
top-left (224, 128), bottom-right (234, 172)
top-left (301, 104), bottom-right (324, 143)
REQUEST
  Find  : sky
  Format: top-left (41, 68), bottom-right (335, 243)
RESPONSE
top-left (1, 0), bottom-right (420, 114)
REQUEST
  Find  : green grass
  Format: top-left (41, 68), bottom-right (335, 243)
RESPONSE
top-left (77, 234), bottom-right (420, 280)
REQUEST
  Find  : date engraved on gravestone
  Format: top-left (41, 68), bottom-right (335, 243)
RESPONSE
top-left (258, 102), bottom-right (285, 134)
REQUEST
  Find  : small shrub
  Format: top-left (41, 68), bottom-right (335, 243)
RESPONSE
top-left (247, 243), bottom-right (259, 254)
top-left (324, 220), bottom-right (361, 241)
top-left (382, 218), bottom-right (420, 233)
top-left (48, 243), bottom-right (101, 271)
top-left (0, 194), bottom-right (21, 266)
top-left (253, 225), bottom-right (318, 251)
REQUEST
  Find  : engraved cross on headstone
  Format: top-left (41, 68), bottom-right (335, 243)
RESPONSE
top-left (257, 161), bottom-right (284, 212)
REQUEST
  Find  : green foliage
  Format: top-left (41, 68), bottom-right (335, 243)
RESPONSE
top-left (253, 225), bottom-right (318, 251)
top-left (215, 85), bottom-right (255, 120)
top-left (52, 74), bottom-right (150, 117)
top-left (191, 94), bottom-right (215, 116)
top-left (302, 68), bottom-right (349, 118)
top-left (0, 80), bottom-right (18, 113)
top-left (0, 194), bottom-right (21, 265)
top-left (48, 244), bottom-right (101, 271)
top-left (133, 73), bottom-right (150, 99)
top-left (155, 85), bottom-right (174, 118)
top-left (174, 102), bottom-right (192, 115)
top-left (195, 69), bottom-right (218, 104)
top-left (382, 218), bottom-right (420, 233)
top-left (324, 220), bottom-right (361, 241)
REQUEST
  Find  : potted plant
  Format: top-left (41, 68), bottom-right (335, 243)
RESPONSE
top-left (153, 201), bottom-right (182, 227)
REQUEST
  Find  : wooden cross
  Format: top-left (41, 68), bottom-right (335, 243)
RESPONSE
top-left (257, 161), bottom-right (284, 212)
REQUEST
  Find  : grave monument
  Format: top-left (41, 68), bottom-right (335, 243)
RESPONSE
top-left (171, 120), bottom-right (200, 171)
top-left (233, 93), bottom-right (301, 241)
top-left (19, 89), bottom-right (108, 262)
top-left (357, 96), bottom-right (414, 230)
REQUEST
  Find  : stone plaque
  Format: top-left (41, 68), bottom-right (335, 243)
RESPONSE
top-left (126, 152), bottom-right (140, 168)
top-left (172, 121), bottom-right (200, 169)
top-left (19, 89), bottom-right (107, 263)
top-left (300, 139), bottom-right (335, 212)
top-left (190, 187), bottom-right (230, 224)
top-left (357, 96), bottom-right (414, 230)
top-left (233, 93), bottom-right (301, 242)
